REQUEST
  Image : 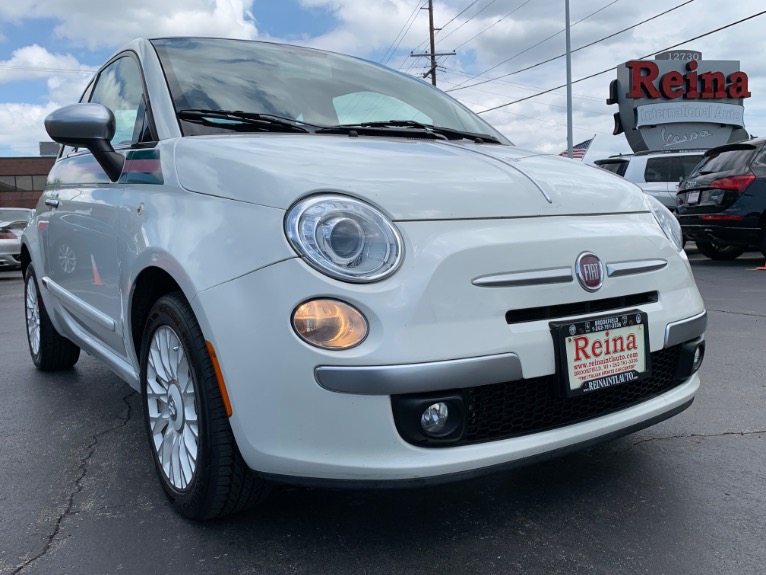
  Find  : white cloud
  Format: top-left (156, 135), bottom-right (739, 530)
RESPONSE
top-left (0, 103), bottom-right (58, 156)
top-left (0, 44), bottom-right (94, 85)
top-left (0, 0), bottom-right (259, 50)
top-left (2, 0), bottom-right (766, 158)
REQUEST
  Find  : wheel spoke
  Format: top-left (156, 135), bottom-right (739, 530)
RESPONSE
top-left (160, 427), bottom-right (175, 472)
top-left (145, 323), bottom-right (200, 491)
top-left (25, 280), bottom-right (41, 355)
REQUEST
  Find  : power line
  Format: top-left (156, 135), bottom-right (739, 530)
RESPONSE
top-left (436, 0), bottom-right (499, 44)
top-left (440, 65), bottom-right (605, 102)
top-left (449, 0), bottom-right (621, 89)
top-left (379, 0), bottom-right (425, 65)
top-left (448, 0), bottom-right (692, 93)
top-left (438, 77), bottom-right (613, 135)
top-left (0, 65), bottom-right (94, 74)
top-left (406, 0), bottom-right (487, 62)
top-left (477, 9), bottom-right (766, 115)
top-left (453, 0), bottom-right (537, 51)
top-left (437, 0), bottom-right (482, 34)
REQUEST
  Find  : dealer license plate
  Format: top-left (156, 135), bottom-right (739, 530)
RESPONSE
top-left (686, 191), bottom-right (700, 204)
top-left (551, 311), bottom-right (651, 397)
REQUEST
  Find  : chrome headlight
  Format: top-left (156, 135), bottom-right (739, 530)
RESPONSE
top-left (285, 194), bottom-right (403, 282)
top-left (646, 195), bottom-right (683, 251)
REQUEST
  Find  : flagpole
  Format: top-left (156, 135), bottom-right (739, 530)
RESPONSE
top-left (565, 0), bottom-right (573, 159)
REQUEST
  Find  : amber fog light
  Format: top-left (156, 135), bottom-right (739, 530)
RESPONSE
top-left (292, 299), bottom-right (368, 349)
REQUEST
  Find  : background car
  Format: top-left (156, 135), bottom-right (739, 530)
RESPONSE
top-left (595, 150), bottom-right (705, 211)
top-left (676, 139), bottom-right (766, 260)
top-left (21, 37), bottom-right (706, 520)
top-left (0, 207), bottom-right (34, 271)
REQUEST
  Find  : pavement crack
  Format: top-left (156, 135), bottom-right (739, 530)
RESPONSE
top-left (628, 429), bottom-right (766, 449)
top-left (11, 391), bottom-right (135, 575)
top-left (707, 308), bottom-right (766, 318)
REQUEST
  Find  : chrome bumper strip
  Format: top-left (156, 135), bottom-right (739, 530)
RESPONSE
top-left (315, 353), bottom-right (523, 395)
top-left (665, 311), bottom-right (707, 347)
top-left (474, 259), bottom-right (667, 288)
top-left (607, 259), bottom-right (667, 277)
top-left (473, 268), bottom-right (573, 287)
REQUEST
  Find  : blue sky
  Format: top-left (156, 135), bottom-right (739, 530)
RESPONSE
top-left (1, 0), bottom-right (766, 159)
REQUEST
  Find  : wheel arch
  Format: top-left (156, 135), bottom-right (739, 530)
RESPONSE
top-left (20, 242), bottom-right (31, 276)
top-left (129, 266), bottom-right (186, 364)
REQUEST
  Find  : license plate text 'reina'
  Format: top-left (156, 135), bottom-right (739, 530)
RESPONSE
top-left (560, 314), bottom-right (649, 395)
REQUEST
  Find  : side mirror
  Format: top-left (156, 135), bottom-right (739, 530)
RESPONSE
top-left (45, 103), bottom-right (125, 182)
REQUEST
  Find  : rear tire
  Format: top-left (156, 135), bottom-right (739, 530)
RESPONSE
top-left (24, 264), bottom-right (81, 370)
top-left (695, 240), bottom-right (746, 261)
top-left (140, 291), bottom-right (266, 520)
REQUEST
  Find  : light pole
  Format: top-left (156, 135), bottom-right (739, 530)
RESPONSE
top-left (565, 0), bottom-right (573, 158)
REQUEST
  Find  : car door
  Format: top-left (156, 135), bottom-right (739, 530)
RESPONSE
top-left (44, 54), bottom-right (148, 357)
top-left (640, 157), bottom-right (676, 210)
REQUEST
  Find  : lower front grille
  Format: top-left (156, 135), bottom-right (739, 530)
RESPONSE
top-left (461, 345), bottom-right (682, 445)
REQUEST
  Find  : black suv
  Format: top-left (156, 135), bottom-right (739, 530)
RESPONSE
top-left (677, 139), bottom-right (766, 260)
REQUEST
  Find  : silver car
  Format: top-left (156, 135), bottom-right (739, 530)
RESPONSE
top-left (22, 38), bottom-right (706, 520)
top-left (0, 208), bottom-right (33, 270)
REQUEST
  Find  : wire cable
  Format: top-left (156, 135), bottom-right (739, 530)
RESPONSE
top-left (436, 0), bottom-right (499, 44)
top-left (452, 0), bottom-right (537, 51)
top-left (379, 0), bottom-right (425, 65)
top-left (476, 9), bottom-right (766, 114)
top-left (449, 0), bottom-right (621, 88)
top-left (448, 0), bottom-right (692, 92)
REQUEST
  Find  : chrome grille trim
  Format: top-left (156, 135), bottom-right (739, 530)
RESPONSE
top-left (606, 259), bottom-right (667, 277)
top-left (473, 267), bottom-right (573, 287)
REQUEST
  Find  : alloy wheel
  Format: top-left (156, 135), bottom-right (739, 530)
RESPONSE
top-left (145, 326), bottom-right (199, 490)
top-left (25, 278), bottom-right (41, 355)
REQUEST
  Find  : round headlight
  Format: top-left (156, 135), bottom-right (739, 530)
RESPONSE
top-left (646, 195), bottom-right (684, 251)
top-left (285, 195), bottom-right (403, 282)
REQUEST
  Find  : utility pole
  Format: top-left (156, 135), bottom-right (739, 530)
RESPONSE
top-left (409, 0), bottom-right (455, 87)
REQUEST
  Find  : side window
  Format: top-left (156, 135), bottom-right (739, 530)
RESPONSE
top-left (90, 56), bottom-right (146, 148)
top-left (676, 154), bottom-right (702, 181)
top-left (598, 161), bottom-right (628, 176)
top-left (749, 146), bottom-right (766, 176)
top-left (644, 158), bottom-right (670, 183)
top-left (81, 81), bottom-right (95, 104)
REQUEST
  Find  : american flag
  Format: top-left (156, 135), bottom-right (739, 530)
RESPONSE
top-left (559, 137), bottom-right (594, 160)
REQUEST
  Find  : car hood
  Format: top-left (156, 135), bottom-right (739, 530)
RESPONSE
top-left (174, 135), bottom-right (648, 219)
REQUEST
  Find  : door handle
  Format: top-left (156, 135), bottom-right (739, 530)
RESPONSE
top-left (45, 198), bottom-right (60, 208)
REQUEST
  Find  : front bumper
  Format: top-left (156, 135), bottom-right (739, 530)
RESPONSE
top-left (191, 214), bottom-right (705, 482)
top-left (0, 253), bottom-right (22, 268)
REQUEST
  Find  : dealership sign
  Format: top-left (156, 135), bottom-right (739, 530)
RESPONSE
top-left (608, 51), bottom-right (751, 152)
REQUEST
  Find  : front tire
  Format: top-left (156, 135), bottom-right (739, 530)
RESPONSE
top-left (140, 292), bottom-right (266, 520)
top-left (695, 240), bottom-right (746, 261)
top-left (24, 264), bottom-right (81, 370)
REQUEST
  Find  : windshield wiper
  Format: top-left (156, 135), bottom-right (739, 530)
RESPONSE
top-left (318, 120), bottom-right (502, 144)
top-left (177, 109), bottom-right (311, 133)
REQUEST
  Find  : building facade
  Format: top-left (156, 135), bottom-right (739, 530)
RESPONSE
top-left (0, 157), bottom-right (56, 209)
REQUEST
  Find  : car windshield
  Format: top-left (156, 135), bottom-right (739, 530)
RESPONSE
top-left (150, 37), bottom-right (509, 143)
top-left (0, 209), bottom-right (32, 223)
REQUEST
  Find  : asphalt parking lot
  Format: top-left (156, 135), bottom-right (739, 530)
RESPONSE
top-left (1, 248), bottom-right (764, 575)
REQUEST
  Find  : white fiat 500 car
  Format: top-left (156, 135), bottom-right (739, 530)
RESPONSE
top-left (22, 37), bottom-right (706, 520)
